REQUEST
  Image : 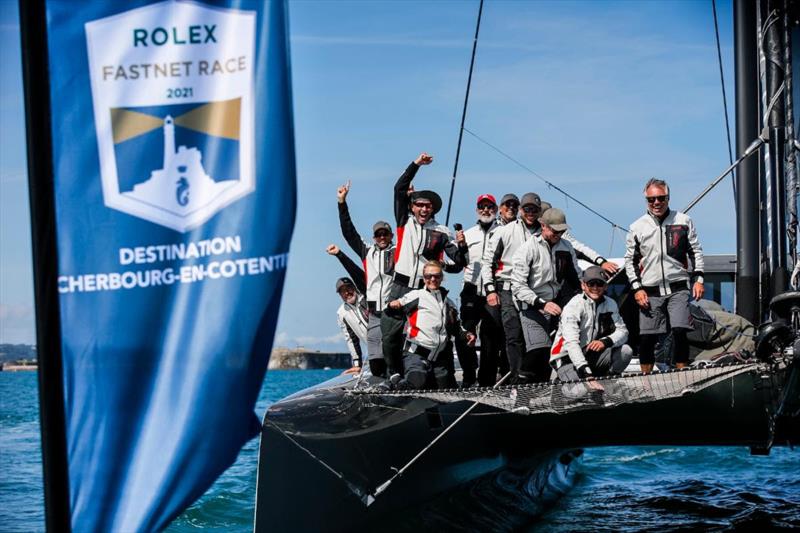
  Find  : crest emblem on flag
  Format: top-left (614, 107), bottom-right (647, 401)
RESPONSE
top-left (85, 1), bottom-right (256, 232)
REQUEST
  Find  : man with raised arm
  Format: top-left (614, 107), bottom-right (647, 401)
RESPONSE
top-left (336, 181), bottom-right (395, 377)
top-left (550, 265), bottom-right (632, 381)
top-left (381, 153), bottom-right (468, 378)
top-left (481, 192), bottom-right (543, 383)
top-left (624, 178), bottom-right (704, 374)
top-left (510, 208), bottom-right (582, 382)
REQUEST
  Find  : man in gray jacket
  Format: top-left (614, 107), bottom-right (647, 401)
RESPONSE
top-left (550, 266), bottom-right (632, 381)
top-left (624, 178), bottom-right (705, 373)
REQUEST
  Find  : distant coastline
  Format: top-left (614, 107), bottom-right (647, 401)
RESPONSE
top-left (0, 343), bottom-right (347, 371)
top-left (0, 343), bottom-right (37, 371)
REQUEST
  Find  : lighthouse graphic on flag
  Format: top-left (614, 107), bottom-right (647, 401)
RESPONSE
top-left (107, 97), bottom-right (250, 231)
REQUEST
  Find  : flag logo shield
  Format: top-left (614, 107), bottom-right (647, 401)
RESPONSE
top-left (85, 1), bottom-right (256, 232)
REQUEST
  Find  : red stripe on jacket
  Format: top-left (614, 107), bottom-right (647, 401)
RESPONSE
top-left (408, 309), bottom-right (420, 338)
top-left (394, 226), bottom-right (405, 264)
top-left (551, 336), bottom-right (565, 358)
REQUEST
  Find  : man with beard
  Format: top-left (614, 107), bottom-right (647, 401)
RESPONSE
top-left (381, 153), bottom-right (467, 379)
top-left (460, 194), bottom-right (506, 386)
top-left (336, 180), bottom-right (394, 378)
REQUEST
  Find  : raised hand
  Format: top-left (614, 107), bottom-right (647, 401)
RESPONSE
top-left (337, 180), bottom-right (351, 203)
top-left (414, 153), bottom-right (434, 166)
top-left (326, 244), bottom-right (340, 255)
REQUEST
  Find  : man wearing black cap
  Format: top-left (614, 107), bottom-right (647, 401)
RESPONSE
top-left (550, 265), bottom-right (632, 381)
top-left (481, 191), bottom-right (543, 382)
top-left (333, 274), bottom-right (369, 375)
top-left (381, 152), bottom-right (468, 377)
top-left (511, 208), bottom-right (582, 382)
top-left (460, 193), bottom-right (505, 386)
top-left (337, 180), bottom-right (395, 377)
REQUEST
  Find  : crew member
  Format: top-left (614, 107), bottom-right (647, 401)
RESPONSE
top-left (461, 193), bottom-right (505, 386)
top-left (498, 193), bottom-right (520, 225)
top-left (336, 180), bottom-right (394, 377)
top-left (624, 178), bottom-right (705, 373)
top-left (482, 192), bottom-right (543, 382)
top-left (381, 153), bottom-right (467, 378)
top-left (540, 201), bottom-right (619, 275)
top-left (388, 260), bottom-right (475, 389)
top-left (550, 265), bottom-right (632, 381)
top-left (333, 274), bottom-right (369, 375)
top-left (511, 208), bottom-right (582, 382)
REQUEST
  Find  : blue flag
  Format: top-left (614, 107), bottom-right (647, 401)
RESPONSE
top-left (40, 1), bottom-right (295, 530)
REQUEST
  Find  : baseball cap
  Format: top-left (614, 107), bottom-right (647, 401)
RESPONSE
top-left (373, 221), bottom-right (392, 235)
top-left (500, 193), bottom-right (519, 205)
top-left (335, 277), bottom-right (355, 293)
top-left (582, 265), bottom-right (607, 284)
top-left (476, 193), bottom-right (497, 206)
top-left (520, 192), bottom-right (542, 209)
top-left (539, 208), bottom-right (569, 231)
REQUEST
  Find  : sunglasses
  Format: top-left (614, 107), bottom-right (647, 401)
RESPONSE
top-left (374, 231), bottom-right (392, 238)
top-left (502, 202), bottom-right (519, 209)
top-left (521, 206), bottom-right (540, 214)
top-left (477, 203), bottom-right (496, 211)
top-left (413, 202), bottom-right (433, 210)
top-left (646, 195), bottom-right (669, 204)
top-left (585, 280), bottom-right (606, 288)
top-left (423, 273), bottom-right (443, 280)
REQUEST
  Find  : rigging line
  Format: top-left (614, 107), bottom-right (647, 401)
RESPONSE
top-left (445, 0), bottom-right (485, 226)
top-left (711, 0), bottom-right (737, 204)
top-left (462, 127), bottom-right (628, 231)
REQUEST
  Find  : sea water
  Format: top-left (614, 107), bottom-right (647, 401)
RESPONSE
top-left (1, 370), bottom-right (798, 532)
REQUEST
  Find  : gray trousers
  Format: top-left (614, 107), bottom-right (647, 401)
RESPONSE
top-left (555, 345), bottom-right (633, 381)
top-left (499, 289), bottom-right (524, 376)
top-left (367, 312), bottom-right (384, 360)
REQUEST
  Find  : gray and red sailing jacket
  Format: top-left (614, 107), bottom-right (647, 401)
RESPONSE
top-left (463, 220), bottom-right (501, 296)
top-left (396, 287), bottom-right (462, 360)
top-left (336, 295), bottom-right (369, 367)
top-left (392, 163), bottom-right (466, 289)
top-left (480, 218), bottom-right (539, 293)
top-left (550, 292), bottom-right (628, 369)
top-left (338, 201), bottom-right (394, 312)
top-left (624, 209), bottom-right (704, 296)
top-left (510, 234), bottom-right (581, 309)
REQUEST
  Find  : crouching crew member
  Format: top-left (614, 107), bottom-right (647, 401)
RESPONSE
top-left (550, 265), bottom-right (632, 381)
top-left (382, 153), bottom-right (467, 377)
top-left (462, 193), bottom-right (505, 386)
top-left (388, 260), bottom-right (476, 389)
top-left (336, 180), bottom-right (394, 377)
top-left (510, 208), bottom-right (581, 382)
top-left (624, 178), bottom-right (705, 373)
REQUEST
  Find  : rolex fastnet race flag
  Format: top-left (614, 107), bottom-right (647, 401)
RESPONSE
top-left (23, 1), bottom-right (295, 530)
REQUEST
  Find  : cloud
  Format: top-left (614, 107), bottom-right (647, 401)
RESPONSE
top-left (0, 304), bottom-right (35, 344)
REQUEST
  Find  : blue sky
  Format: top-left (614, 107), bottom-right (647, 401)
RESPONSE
top-left (1, 0), bottom-right (737, 351)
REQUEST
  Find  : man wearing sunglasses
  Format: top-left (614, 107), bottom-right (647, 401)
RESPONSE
top-left (550, 266), bottom-right (632, 381)
top-left (333, 275), bottom-right (369, 376)
top-left (381, 153), bottom-right (468, 379)
top-left (388, 260), bottom-right (476, 389)
top-left (511, 208), bottom-right (582, 383)
top-left (481, 192), bottom-right (543, 383)
top-left (458, 194), bottom-right (507, 386)
top-left (337, 180), bottom-right (395, 377)
top-left (624, 178), bottom-right (705, 374)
